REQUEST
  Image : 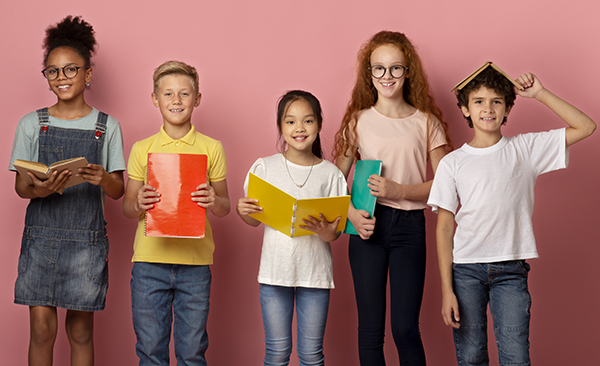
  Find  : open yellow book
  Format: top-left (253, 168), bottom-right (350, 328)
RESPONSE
top-left (247, 173), bottom-right (351, 238)
top-left (14, 157), bottom-right (89, 190)
top-left (451, 61), bottom-right (524, 94)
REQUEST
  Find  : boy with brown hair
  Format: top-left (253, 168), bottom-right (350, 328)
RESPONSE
top-left (428, 63), bottom-right (595, 366)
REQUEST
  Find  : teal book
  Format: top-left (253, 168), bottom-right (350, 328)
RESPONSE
top-left (344, 160), bottom-right (383, 235)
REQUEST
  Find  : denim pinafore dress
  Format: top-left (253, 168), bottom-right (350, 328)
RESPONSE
top-left (14, 108), bottom-right (110, 311)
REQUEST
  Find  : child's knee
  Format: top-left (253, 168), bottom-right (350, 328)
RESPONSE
top-left (66, 311), bottom-right (94, 346)
top-left (30, 320), bottom-right (57, 346)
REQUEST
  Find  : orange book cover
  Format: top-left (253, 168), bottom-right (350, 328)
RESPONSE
top-left (145, 153), bottom-right (207, 238)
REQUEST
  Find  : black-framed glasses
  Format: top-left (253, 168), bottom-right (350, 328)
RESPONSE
top-left (369, 64), bottom-right (408, 79)
top-left (41, 65), bottom-right (86, 80)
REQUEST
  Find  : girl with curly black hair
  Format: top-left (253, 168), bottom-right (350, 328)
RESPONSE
top-left (9, 15), bottom-right (125, 365)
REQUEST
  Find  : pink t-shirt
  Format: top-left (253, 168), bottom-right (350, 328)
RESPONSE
top-left (356, 107), bottom-right (447, 210)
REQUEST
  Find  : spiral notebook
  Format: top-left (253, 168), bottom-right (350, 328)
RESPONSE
top-left (145, 153), bottom-right (207, 238)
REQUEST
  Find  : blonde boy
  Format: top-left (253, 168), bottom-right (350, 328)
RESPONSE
top-left (428, 66), bottom-right (595, 366)
top-left (123, 61), bottom-right (230, 366)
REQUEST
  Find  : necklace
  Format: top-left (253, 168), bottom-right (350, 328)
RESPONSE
top-left (284, 153), bottom-right (314, 188)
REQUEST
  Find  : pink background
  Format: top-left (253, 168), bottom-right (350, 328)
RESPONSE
top-left (1, 1), bottom-right (598, 365)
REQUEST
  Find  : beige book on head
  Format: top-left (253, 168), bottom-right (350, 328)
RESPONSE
top-left (451, 61), bottom-right (524, 94)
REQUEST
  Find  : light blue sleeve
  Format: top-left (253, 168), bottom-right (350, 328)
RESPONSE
top-left (9, 111), bottom-right (40, 171)
top-left (104, 116), bottom-right (126, 173)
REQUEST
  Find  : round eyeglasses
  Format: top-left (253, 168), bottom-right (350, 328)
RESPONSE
top-left (369, 64), bottom-right (408, 79)
top-left (41, 65), bottom-right (86, 81)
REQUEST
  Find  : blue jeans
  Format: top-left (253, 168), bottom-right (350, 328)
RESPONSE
top-left (131, 262), bottom-right (211, 366)
top-left (260, 284), bottom-right (330, 366)
top-left (453, 261), bottom-right (531, 366)
top-left (349, 205), bottom-right (426, 365)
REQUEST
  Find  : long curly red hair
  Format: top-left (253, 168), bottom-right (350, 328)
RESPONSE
top-left (332, 31), bottom-right (453, 161)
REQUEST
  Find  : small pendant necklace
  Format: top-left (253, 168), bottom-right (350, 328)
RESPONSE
top-left (284, 153), bottom-right (314, 188)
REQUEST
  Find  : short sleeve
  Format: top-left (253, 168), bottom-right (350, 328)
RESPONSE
top-left (328, 169), bottom-right (349, 197)
top-left (127, 141), bottom-right (146, 182)
top-left (9, 112), bottom-right (38, 171)
top-left (105, 117), bottom-right (126, 173)
top-left (208, 141), bottom-right (227, 183)
top-left (242, 158), bottom-right (266, 195)
top-left (427, 115), bottom-right (448, 153)
top-left (427, 156), bottom-right (459, 214)
top-left (518, 128), bottom-right (568, 176)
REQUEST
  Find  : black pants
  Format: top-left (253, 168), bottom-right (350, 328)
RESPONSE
top-left (349, 204), bottom-right (427, 366)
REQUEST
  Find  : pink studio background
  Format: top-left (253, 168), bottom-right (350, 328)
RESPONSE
top-left (1, 0), bottom-right (598, 365)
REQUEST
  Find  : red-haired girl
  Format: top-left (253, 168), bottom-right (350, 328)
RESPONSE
top-left (333, 31), bottom-right (452, 365)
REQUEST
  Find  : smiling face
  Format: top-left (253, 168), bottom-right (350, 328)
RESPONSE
top-left (152, 74), bottom-right (201, 130)
top-left (45, 46), bottom-right (91, 102)
top-left (370, 44), bottom-right (408, 101)
top-left (280, 98), bottom-right (320, 156)
top-left (461, 86), bottom-right (511, 135)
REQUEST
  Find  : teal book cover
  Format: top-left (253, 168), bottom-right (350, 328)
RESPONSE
top-left (344, 160), bottom-right (382, 235)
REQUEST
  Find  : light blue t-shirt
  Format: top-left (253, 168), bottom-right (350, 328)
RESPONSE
top-left (9, 108), bottom-right (126, 173)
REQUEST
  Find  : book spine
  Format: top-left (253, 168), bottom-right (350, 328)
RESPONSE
top-left (290, 200), bottom-right (298, 237)
top-left (144, 153), bottom-right (151, 236)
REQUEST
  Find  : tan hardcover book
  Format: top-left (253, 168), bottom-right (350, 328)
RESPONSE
top-left (14, 157), bottom-right (89, 190)
top-left (451, 61), bottom-right (524, 94)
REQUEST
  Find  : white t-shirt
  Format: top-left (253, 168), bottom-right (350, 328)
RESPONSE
top-left (244, 154), bottom-right (348, 289)
top-left (427, 129), bottom-right (568, 264)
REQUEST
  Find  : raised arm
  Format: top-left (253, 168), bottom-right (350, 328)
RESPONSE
top-left (515, 73), bottom-right (596, 147)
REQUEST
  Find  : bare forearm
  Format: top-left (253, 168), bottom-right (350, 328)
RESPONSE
top-left (210, 195), bottom-right (230, 218)
top-left (398, 180), bottom-right (433, 201)
top-left (536, 89), bottom-right (596, 146)
top-left (101, 171), bottom-right (125, 200)
top-left (436, 209), bottom-right (455, 294)
top-left (122, 197), bottom-right (144, 219)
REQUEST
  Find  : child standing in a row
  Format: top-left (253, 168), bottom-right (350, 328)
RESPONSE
top-left (237, 90), bottom-right (347, 366)
top-left (10, 16), bottom-right (126, 365)
top-left (122, 61), bottom-right (230, 366)
top-left (429, 65), bottom-right (595, 366)
top-left (333, 31), bottom-right (452, 365)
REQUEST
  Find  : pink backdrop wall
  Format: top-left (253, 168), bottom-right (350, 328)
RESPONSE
top-left (1, 1), bottom-right (598, 365)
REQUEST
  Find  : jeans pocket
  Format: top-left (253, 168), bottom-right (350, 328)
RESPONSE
top-left (516, 260), bottom-right (530, 275)
top-left (88, 239), bottom-right (109, 285)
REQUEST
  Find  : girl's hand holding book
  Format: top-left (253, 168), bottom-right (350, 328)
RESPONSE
top-left (300, 214), bottom-right (341, 243)
top-left (30, 169), bottom-right (71, 197)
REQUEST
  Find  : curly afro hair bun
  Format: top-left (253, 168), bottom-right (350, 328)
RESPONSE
top-left (43, 15), bottom-right (96, 67)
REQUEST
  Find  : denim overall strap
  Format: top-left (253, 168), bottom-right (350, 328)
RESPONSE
top-left (36, 108), bottom-right (50, 128)
top-left (24, 109), bottom-right (107, 233)
top-left (95, 111), bottom-right (107, 139)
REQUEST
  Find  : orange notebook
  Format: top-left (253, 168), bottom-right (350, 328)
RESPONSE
top-left (145, 153), bottom-right (207, 238)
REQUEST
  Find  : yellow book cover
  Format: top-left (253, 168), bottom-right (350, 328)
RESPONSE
top-left (14, 157), bottom-right (89, 190)
top-left (451, 61), bottom-right (524, 94)
top-left (247, 173), bottom-right (351, 238)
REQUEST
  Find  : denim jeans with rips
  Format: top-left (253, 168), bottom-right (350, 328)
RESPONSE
top-left (453, 260), bottom-right (532, 366)
top-left (260, 284), bottom-right (330, 366)
top-left (131, 262), bottom-right (211, 366)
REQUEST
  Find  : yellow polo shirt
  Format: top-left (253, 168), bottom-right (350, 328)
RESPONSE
top-left (127, 125), bottom-right (227, 265)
